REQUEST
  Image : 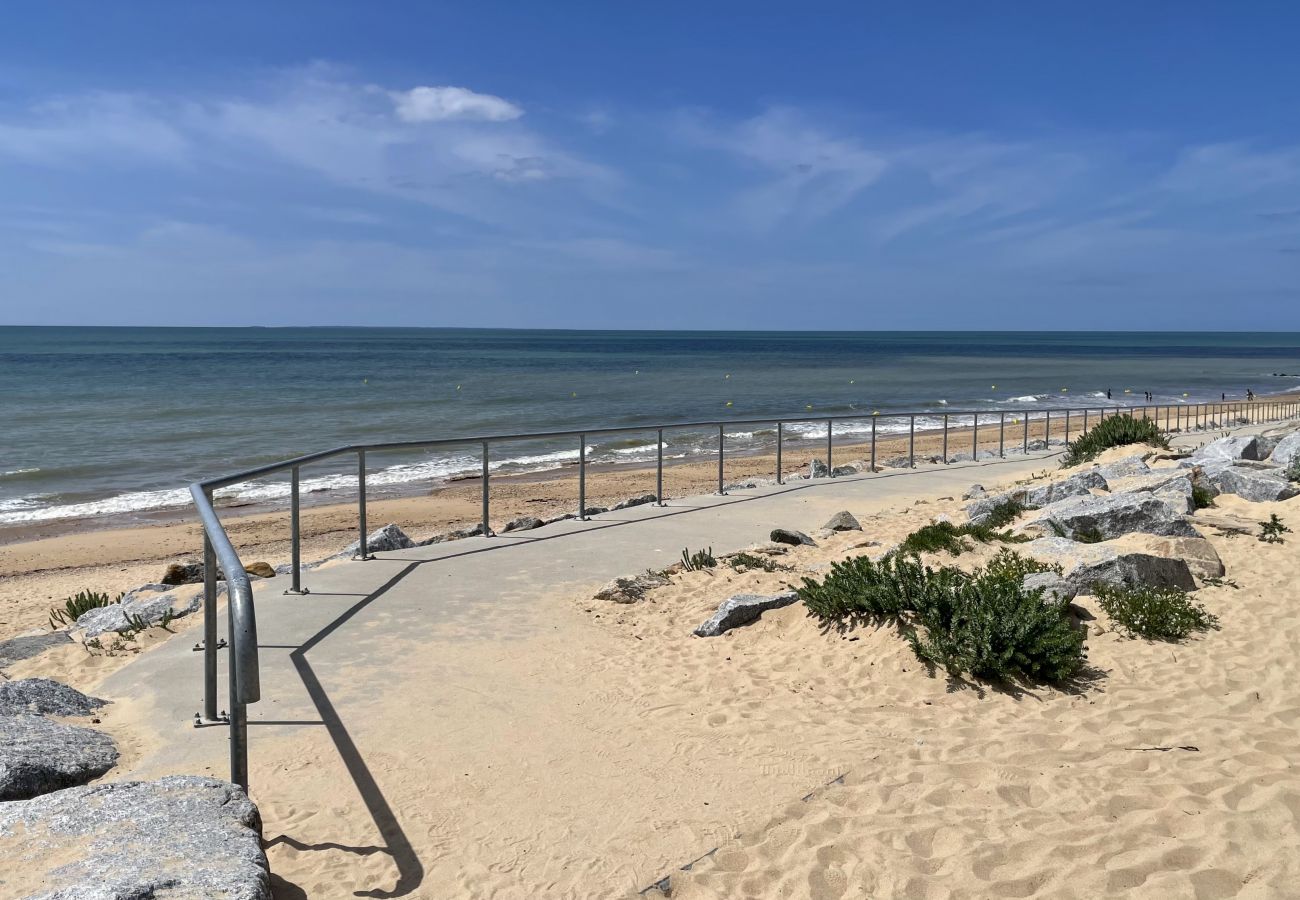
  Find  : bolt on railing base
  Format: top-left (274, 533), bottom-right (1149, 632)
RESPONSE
top-left (193, 711), bottom-right (229, 728)
top-left (192, 639), bottom-right (227, 652)
top-left (352, 553), bottom-right (375, 562)
top-left (283, 587), bottom-right (311, 596)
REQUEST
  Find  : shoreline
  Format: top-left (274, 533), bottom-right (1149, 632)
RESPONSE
top-left (3, 396), bottom-right (1297, 642)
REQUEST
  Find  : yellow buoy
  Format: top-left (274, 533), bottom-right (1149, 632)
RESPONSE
top-left (725, 401), bottom-right (733, 407)
top-left (872, 410), bottom-right (879, 416)
top-left (806, 404), bottom-right (814, 410)
top-left (724, 374), bottom-right (731, 379)
top-left (571, 392), bottom-right (577, 398)
top-left (991, 384), bottom-right (996, 390)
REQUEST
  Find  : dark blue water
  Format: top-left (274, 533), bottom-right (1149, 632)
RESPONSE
top-left (2, 327), bottom-right (1298, 527)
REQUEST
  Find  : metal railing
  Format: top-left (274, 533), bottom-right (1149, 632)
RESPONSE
top-left (189, 397), bottom-right (1298, 790)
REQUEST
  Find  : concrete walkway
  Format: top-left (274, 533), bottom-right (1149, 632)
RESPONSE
top-left (100, 448), bottom-right (1081, 896)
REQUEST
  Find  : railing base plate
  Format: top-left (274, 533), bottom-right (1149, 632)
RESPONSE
top-left (284, 588), bottom-right (311, 596)
top-left (192, 639), bottom-right (227, 652)
top-left (194, 712), bottom-right (229, 728)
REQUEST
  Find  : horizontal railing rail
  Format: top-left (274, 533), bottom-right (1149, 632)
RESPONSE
top-left (189, 397), bottom-right (1298, 790)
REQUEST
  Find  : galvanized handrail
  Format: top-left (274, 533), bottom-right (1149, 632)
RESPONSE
top-left (189, 397), bottom-right (1297, 790)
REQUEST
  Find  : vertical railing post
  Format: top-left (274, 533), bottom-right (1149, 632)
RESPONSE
top-left (656, 428), bottom-right (665, 504)
top-left (826, 419), bottom-right (833, 476)
top-left (481, 441), bottom-right (491, 536)
top-left (355, 449), bottom-right (371, 560)
top-left (1083, 407), bottom-right (1089, 434)
top-left (717, 425), bottom-right (725, 494)
top-left (776, 423), bottom-right (783, 485)
top-left (1044, 410), bottom-right (1051, 448)
top-left (999, 412), bottom-right (1006, 458)
top-left (972, 412), bottom-right (979, 460)
top-left (1023, 413), bottom-right (1029, 454)
top-left (870, 417), bottom-right (877, 471)
top-left (942, 414), bottom-right (948, 463)
top-left (1064, 409), bottom-right (1070, 445)
top-left (578, 434), bottom-right (587, 519)
top-left (228, 590), bottom-right (248, 791)
top-left (198, 498), bottom-right (221, 726)
top-left (287, 467), bottom-right (305, 594)
top-left (908, 415), bottom-right (915, 468)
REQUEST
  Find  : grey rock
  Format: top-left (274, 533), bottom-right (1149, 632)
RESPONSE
top-left (1269, 432), bottom-right (1300, 468)
top-left (1029, 492), bottom-right (1199, 540)
top-left (0, 679), bottom-right (107, 718)
top-left (346, 523), bottom-right (416, 554)
top-left (0, 715), bottom-right (118, 800)
top-left (582, 505), bottom-right (610, 516)
top-left (1208, 466), bottom-right (1300, 503)
top-left (770, 528), bottom-right (817, 547)
top-left (882, 456), bottom-right (913, 469)
top-left (1094, 455), bottom-right (1151, 480)
top-left (416, 523), bottom-right (485, 545)
top-left (1023, 537), bottom-right (1197, 594)
top-left (809, 458), bottom-right (830, 479)
top-left (1026, 439), bottom-right (1050, 452)
top-left (160, 561), bottom-right (204, 585)
top-left (693, 591), bottom-right (801, 637)
top-left (724, 480), bottom-right (760, 491)
top-left (962, 484), bottom-right (987, 500)
top-left (1022, 470), bottom-right (1108, 508)
top-left (613, 494), bottom-right (658, 510)
top-left (0, 775), bottom-right (269, 900)
top-left (75, 590), bottom-right (202, 639)
top-left (831, 464), bottom-right (858, 477)
top-left (501, 515), bottom-right (545, 532)
top-left (0, 631), bottom-right (73, 670)
top-left (593, 572), bottom-right (669, 604)
top-left (823, 511), bottom-right (862, 532)
top-left (1191, 435), bottom-right (1263, 464)
top-left (1022, 572), bottom-right (1077, 602)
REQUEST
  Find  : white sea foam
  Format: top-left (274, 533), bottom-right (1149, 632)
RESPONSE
top-left (1, 467), bottom-right (41, 477)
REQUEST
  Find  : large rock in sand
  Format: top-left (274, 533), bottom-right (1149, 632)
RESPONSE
top-left (0, 631), bottom-right (73, 670)
top-left (966, 470), bottom-right (1107, 526)
top-left (1269, 432), bottom-right (1300, 469)
top-left (770, 528), bottom-right (816, 546)
top-left (0, 715), bottom-right (118, 800)
top-left (344, 523), bottom-right (417, 555)
top-left (1190, 435), bottom-right (1264, 464)
top-left (1207, 466), bottom-right (1299, 503)
top-left (75, 590), bottom-right (202, 639)
top-left (822, 511), bottom-right (861, 532)
top-left (693, 592), bottom-right (801, 637)
top-left (1093, 454), bottom-right (1151, 480)
top-left (1023, 537), bottom-right (1197, 595)
top-left (1106, 533), bottom-right (1226, 581)
top-left (0, 775), bottom-right (270, 899)
top-left (1027, 492), bottom-right (1199, 541)
top-left (0, 679), bottom-right (107, 718)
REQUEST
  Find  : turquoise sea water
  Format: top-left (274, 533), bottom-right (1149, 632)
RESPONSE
top-left (2, 327), bottom-right (1298, 528)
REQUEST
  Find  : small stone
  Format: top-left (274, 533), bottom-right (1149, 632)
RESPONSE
top-left (161, 561), bottom-right (204, 585)
top-left (770, 528), bottom-right (816, 547)
top-left (822, 511), bottom-right (861, 532)
top-left (693, 592), bottom-right (801, 637)
top-left (244, 561), bottom-right (275, 578)
top-left (962, 484), bottom-right (986, 500)
top-left (593, 572), bottom-right (669, 604)
top-left (502, 515), bottom-right (545, 532)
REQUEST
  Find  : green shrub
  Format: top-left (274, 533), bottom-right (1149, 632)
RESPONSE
top-left (1095, 584), bottom-right (1219, 641)
top-left (897, 520), bottom-right (1028, 557)
top-left (1259, 514), bottom-right (1290, 544)
top-left (50, 590), bottom-right (122, 629)
top-left (1191, 484), bottom-right (1216, 509)
top-left (1286, 457), bottom-right (1300, 483)
top-left (681, 546), bottom-right (717, 571)
top-left (799, 552), bottom-right (1085, 683)
top-left (1060, 415), bottom-right (1169, 468)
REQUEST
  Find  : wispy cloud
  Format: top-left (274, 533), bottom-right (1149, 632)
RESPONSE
top-left (392, 85), bottom-right (522, 123)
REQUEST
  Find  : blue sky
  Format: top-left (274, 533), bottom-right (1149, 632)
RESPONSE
top-left (2, 1), bottom-right (1299, 328)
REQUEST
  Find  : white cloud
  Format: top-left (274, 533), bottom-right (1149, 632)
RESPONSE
top-left (391, 86), bottom-right (523, 123)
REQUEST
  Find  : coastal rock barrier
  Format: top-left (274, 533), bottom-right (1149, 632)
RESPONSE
top-left (0, 776), bottom-right (271, 899)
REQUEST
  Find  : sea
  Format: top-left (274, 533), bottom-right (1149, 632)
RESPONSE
top-left (3, 327), bottom-right (1298, 530)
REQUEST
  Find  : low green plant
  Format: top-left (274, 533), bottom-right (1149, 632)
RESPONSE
top-left (1191, 484), bottom-right (1216, 509)
top-left (981, 498), bottom-right (1027, 530)
top-left (983, 547), bottom-right (1059, 581)
top-left (681, 546), bottom-right (717, 571)
top-left (897, 520), bottom-right (1028, 556)
top-left (1060, 414), bottom-right (1169, 468)
top-left (1095, 584), bottom-right (1219, 641)
top-left (1285, 457), bottom-right (1300, 484)
top-left (49, 590), bottom-right (122, 629)
top-left (727, 551), bottom-right (785, 573)
top-left (799, 552), bottom-right (1085, 683)
top-left (1259, 514), bottom-right (1291, 544)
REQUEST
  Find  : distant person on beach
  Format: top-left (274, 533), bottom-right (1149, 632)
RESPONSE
top-left (1106, 389), bottom-right (1112, 400)
top-left (1247, 389), bottom-right (1255, 401)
